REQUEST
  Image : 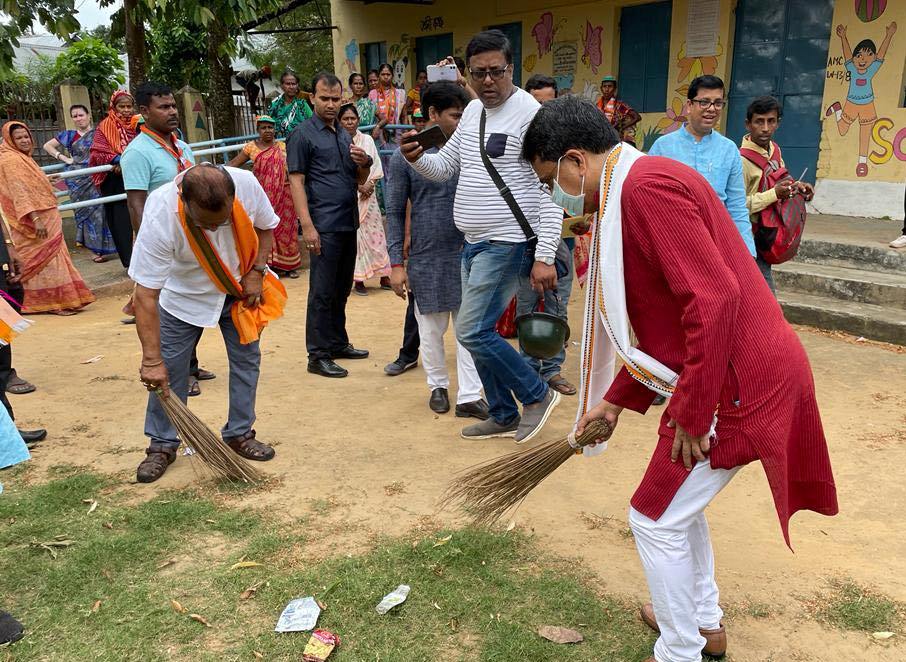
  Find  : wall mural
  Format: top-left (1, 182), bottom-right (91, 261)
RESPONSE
top-left (824, 21), bottom-right (897, 177)
top-left (580, 21), bottom-right (603, 74)
top-left (420, 16), bottom-right (445, 32)
top-left (552, 40), bottom-right (578, 95)
top-left (532, 12), bottom-right (565, 57)
top-left (344, 39), bottom-right (359, 76)
top-left (651, 39), bottom-right (723, 138)
top-left (855, 0), bottom-right (887, 23)
top-left (523, 54), bottom-right (537, 73)
top-left (389, 41), bottom-right (410, 88)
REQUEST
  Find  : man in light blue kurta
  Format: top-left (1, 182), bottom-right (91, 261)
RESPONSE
top-left (648, 75), bottom-right (756, 257)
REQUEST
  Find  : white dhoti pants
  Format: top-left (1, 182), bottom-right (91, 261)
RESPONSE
top-left (629, 459), bottom-right (740, 662)
top-left (414, 302), bottom-right (483, 405)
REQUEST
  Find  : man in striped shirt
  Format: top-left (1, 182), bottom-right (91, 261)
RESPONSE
top-left (401, 30), bottom-right (563, 444)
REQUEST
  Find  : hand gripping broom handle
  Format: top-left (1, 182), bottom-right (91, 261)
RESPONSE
top-left (566, 419), bottom-right (614, 454)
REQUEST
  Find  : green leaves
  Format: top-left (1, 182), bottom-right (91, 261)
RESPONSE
top-left (0, 0), bottom-right (81, 72)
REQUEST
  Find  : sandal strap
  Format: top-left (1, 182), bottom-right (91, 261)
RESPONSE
top-left (146, 444), bottom-right (177, 463)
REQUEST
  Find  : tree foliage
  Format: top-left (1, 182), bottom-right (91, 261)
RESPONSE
top-left (148, 15), bottom-right (209, 92)
top-left (247, 2), bottom-right (334, 94)
top-left (53, 37), bottom-right (125, 107)
top-left (0, 0), bottom-right (81, 72)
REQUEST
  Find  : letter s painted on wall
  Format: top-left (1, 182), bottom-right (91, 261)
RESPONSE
top-left (869, 118), bottom-right (894, 165)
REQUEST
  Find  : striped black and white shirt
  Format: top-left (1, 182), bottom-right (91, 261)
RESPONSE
top-left (409, 89), bottom-right (562, 262)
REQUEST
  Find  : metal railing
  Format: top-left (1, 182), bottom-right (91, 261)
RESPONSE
top-left (50, 124), bottom-right (417, 212)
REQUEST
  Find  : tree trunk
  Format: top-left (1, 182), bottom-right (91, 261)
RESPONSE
top-left (207, 21), bottom-right (235, 139)
top-left (123, 0), bottom-right (147, 92)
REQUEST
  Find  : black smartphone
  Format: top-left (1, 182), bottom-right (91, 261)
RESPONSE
top-left (402, 125), bottom-right (447, 150)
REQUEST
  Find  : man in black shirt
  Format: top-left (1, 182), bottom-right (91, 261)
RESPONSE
top-left (288, 72), bottom-right (374, 378)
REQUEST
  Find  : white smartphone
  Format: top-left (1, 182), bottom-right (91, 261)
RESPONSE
top-left (427, 64), bottom-right (458, 83)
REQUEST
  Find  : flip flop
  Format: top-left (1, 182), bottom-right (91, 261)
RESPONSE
top-left (121, 317), bottom-right (136, 325)
top-left (547, 374), bottom-right (577, 396)
top-left (187, 377), bottom-right (201, 397)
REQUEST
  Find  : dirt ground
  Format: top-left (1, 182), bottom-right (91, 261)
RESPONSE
top-left (9, 274), bottom-right (906, 661)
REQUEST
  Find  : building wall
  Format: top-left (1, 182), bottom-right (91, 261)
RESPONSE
top-left (331, 0), bottom-right (906, 219)
top-left (815, 1), bottom-right (906, 219)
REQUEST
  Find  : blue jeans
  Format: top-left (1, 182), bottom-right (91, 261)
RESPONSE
top-left (516, 239), bottom-right (574, 380)
top-left (145, 299), bottom-right (260, 449)
top-left (456, 241), bottom-right (548, 425)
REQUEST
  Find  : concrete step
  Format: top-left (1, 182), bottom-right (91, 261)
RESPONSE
top-left (795, 237), bottom-right (906, 274)
top-left (778, 290), bottom-right (906, 345)
top-left (774, 262), bottom-right (906, 308)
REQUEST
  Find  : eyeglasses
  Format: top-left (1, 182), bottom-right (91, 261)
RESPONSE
top-left (691, 98), bottom-right (726, 110)
top-left (469, 66), bottom-right (511, 82)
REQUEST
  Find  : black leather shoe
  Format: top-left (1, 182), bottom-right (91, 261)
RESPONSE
top-left (455, 399), bottom-right (490, 420)
top-left (18, 428), bottom-right (47, 443)
top-left (331, 344), bottom-right (369, 360)
top-left (307, 359), bottom-right (348, 378)
top-left (429, 388), bottom-right (450, 414)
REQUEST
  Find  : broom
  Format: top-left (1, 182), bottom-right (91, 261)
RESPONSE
top-left (441, 419), bottom-right (613, 526)
top-left (155, 388), bottom-right (263, 484)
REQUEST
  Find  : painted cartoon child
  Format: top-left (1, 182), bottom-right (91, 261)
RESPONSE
top-left (825, 22), bottom-right (897, 177)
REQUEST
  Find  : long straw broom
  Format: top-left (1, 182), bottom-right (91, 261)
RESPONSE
top-left (441, 419), bottom-right (613, 526)
top-left (155, 389), bottom-right (263, 484)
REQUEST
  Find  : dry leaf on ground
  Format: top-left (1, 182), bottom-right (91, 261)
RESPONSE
top-left (230, 561), bottom-right (264, 570)
top-left (432, 534), bottom-right (453, 548)
top-left (537, 625), bottom-right (584, 644)
top-left (170, 599), bottom-right (187, 614)
top-left (157, 559), bottom-right (176, 570)
top-left (189, 613), bottom-right (212, 627)
top-left (872, 631), bottom-right (895, 640)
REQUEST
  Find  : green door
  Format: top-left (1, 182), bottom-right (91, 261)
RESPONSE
top-left (416, 33), bottom-right (454, 76)
top-left (487, 22), bottom-right (523, 86)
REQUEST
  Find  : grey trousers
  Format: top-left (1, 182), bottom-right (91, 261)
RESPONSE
top-left (144, 298), bottom-right (260, 449)
top-left (756, 254), bottom-right (776, 294)
top-left (516, 239), bottom-right (575, 381)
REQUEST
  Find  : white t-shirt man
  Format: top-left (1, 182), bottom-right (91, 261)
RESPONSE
top-left (410, 88), bottom-right (562, 263)
top-left (128, 166), bottom-right (280, 328)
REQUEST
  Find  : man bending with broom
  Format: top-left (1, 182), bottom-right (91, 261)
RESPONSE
top-left (522, 97), bottom-right (838, 662)
top-left (130, 164), bottom-right (286, 483)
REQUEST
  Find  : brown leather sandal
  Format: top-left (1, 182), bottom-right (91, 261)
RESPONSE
top-left (225, 430), bottom-right (275, 461)
top-left (136, 444), bottom-right (177, 483)
top-left (547, 374), bottom-right (577, 396)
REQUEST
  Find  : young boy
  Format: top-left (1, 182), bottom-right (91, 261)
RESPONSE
top-left (385, 82), bottom-right (488, 419)
top-left (740, 96), bottom-right (814, 290)
top-left (825, 21), bottom-right (897, 177)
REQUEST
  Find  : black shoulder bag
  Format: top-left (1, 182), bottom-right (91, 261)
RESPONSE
top-left (478, 109), bottom-right (537, 250)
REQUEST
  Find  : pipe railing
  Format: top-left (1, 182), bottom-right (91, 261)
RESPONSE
top-left (59, 193), bottom-right (126, 212)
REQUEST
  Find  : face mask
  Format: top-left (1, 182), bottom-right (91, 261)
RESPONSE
top-left (551, 155), bottom-right (586, 217)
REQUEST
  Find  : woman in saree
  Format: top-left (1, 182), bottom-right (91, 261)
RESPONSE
top-left (267, 71), bottom-right (313, 138)
top-left (368, 63), bottom-right (407, 160)
top-left (88, 90), bottom-right (137, 268)
top-left (43, 104), bottom-right (117, 262)
top-left (347, 72), bottom-right (377, 128)
top-left (0, 122), bottom-right (94, 315)
top-left (228, 115), bottom-right (302, 278)
top-left (338, 104), bottom-right (391, 295)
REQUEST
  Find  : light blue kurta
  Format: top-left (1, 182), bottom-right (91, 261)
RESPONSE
top-left (0, 406), bottom-right (28, 494)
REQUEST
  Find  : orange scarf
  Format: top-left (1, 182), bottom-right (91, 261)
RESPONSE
top-left (375, 85), bottom-right (399, 121)
top-left (141, 125), bottom-right (193, 171)
top-left (98, 90), bottom-right (136, 155)
top-left (177, 196), bottom-right (287, 344)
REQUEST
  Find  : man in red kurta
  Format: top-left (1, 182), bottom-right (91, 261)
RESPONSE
top-left (524, 96), bottom-right (837, 662)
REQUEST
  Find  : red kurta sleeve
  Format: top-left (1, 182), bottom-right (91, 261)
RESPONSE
top-left (605, 365), bottom-right (657, 413)
top-left (621, 176), bottom-right (741, 437)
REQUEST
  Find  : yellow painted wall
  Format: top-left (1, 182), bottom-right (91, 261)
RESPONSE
top-left (817, 2), bottom-right (906, 183)
top-left (330, 0), bottom-right (735, 149)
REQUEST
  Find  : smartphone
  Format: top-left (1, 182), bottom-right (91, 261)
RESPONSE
top-left (402, 124), bottom-right (447, 150)
top-left (427, 64), bottom-right (459, 83)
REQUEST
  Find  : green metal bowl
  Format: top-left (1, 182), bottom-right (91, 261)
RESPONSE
top-left (514, 312), bottom-right (571, 360)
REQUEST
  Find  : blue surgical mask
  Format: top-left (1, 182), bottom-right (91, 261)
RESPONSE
top-left (551, 155), bottom-right (586, 217)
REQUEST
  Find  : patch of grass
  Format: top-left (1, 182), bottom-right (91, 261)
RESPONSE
top-left (0, 472), bottom-right (654, 661)
top-left (817, 578), bottom-right (903, 632)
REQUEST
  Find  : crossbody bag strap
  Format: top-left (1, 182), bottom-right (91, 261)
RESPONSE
top-left (478, 109), bottom-right (537, 247)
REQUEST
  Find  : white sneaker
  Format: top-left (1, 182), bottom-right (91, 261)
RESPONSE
top-left (890, 235), bottom-right (906, 249)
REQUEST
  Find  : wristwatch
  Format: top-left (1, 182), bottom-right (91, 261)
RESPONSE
top-left (537, 255), bottom-right (555, 266)
top-left (252, 264), bottom-right (268, 275)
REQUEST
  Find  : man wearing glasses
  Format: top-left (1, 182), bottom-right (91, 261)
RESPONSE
top-left (648, 75), bottom-right (756, 257)
top-left (401, 30), bottom-right (564, 444)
